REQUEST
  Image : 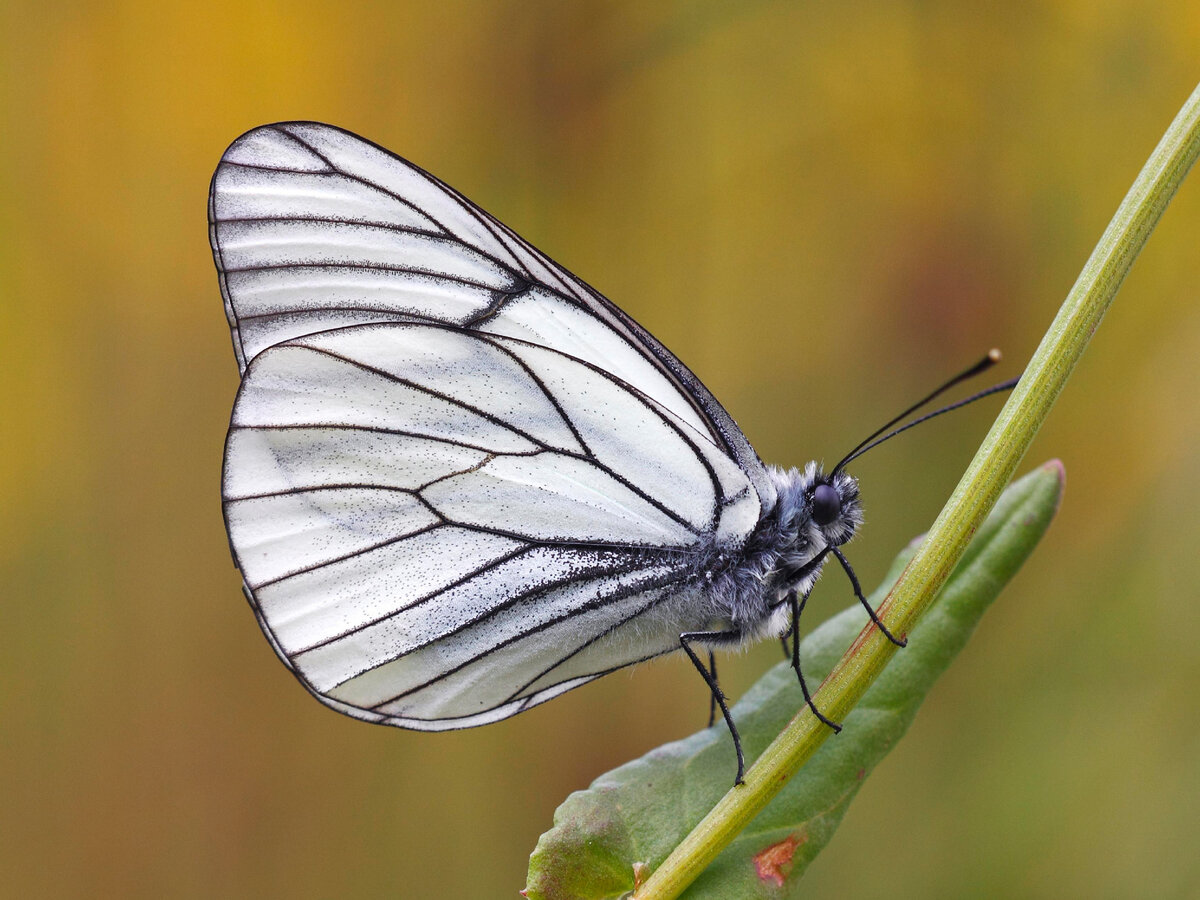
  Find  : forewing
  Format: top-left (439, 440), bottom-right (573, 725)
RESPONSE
top-left (209, 121), bottom-right (775, 510)
top-left (224, 322), bottom-right (727, 725)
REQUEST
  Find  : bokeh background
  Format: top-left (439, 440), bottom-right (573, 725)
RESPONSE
top-left (3, 2), bottom-right (1199, 897)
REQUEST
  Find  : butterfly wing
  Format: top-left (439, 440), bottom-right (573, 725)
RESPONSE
top-left (209, 122), bottom-right (775, 505)
top-left (212, 123), bottom-right (775, 727)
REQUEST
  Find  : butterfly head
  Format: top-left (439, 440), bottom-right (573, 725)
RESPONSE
top-left (755, 462), bottom-right (862, 603)
top-left (779, 461), bottom-right (862, 551)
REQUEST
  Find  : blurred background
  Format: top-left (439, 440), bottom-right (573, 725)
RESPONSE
top-left (3, 2), bottom-right (1198, 897)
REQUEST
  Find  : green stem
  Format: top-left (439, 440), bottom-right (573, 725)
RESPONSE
top-left (634, 80), bottom-right (1200, 900)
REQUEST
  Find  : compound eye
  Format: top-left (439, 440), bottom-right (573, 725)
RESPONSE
top-left (812, 483), bottom-right (841, 527)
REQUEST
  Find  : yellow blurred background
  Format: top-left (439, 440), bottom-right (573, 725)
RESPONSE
top-left (3, 2), bottom-right (1199, 897)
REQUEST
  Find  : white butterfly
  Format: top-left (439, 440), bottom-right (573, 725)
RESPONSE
top-left (211, 122), bottom-right (897, 782)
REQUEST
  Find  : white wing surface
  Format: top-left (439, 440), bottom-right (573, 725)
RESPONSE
top-left (212, 123), bottom-right (775, 727)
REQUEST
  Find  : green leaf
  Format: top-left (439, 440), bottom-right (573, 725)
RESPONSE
top-left (525, 460), bottom-right (1064, 900)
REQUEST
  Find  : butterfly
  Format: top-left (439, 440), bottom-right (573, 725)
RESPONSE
top-left (210, 122), bottom-right (1002, 783)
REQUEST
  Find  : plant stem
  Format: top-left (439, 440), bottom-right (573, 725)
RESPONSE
top-left (634, 79), bottom-right (1200, 900)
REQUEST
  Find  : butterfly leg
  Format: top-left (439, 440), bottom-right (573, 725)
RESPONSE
top-left (778, 620), bottom-right (792, 660)
top-left (680, 630), bottom-right (746, 785)
top-left (788, 588), bottom-right (842, 732)
top-left (831, 547), bottom-right (907, 647)
top-left (707, 650), bottom-right (718, 728)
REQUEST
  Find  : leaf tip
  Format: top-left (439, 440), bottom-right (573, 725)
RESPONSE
top-left (1033, 458), bottom-right (1067, 516)
top-left (1039, 457), bottom-right (1066, 484)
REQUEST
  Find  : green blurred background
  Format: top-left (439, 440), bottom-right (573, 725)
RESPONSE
top-left (3, 2), bottom-right (1198, 897)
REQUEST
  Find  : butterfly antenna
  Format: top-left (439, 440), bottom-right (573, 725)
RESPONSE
top-left (835, 376), bottom-right (1019, 471)
top-left (832, 349), bottom-right (1009, 475)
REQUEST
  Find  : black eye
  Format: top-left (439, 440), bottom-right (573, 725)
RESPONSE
top-left (812, 483), bottom-right (841, 526)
